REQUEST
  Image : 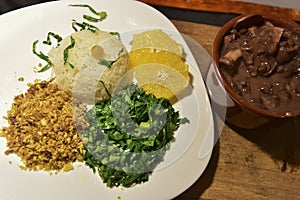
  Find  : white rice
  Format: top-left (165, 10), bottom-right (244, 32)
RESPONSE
top-left (48, 29), bottom-right (129, 104)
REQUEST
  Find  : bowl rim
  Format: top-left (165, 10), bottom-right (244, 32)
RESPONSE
top-left (212, 13), bottom-right (300, 119)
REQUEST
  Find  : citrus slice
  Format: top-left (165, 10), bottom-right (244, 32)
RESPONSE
top-left (131, 29), bottom-right (183, 56)
top-left (129, 29), bottom-right (189, 101)
top-left (129, 48), bottom-right (190, 101)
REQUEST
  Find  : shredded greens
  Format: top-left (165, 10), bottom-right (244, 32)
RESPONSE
top-left (70, 4), bottom-right (107, 32)
top-left (32, 40), bottom-right (52, 72)
top-left (42, 32), bottom-right (62, 46)
top-left (109, 32), bottom-right (120, 39)
top-left (69, 4), bottom-right (107, 22)
top-left (32, 4), bottom-right (107, 72)
top-left (98, 48), bottom-right (124, 68)
top-left (82, 83), bottom-right (186, 188)
top-left (63, 36), bottom-right (76, 68)
top-left (71, 20), bottom-right (99, 32)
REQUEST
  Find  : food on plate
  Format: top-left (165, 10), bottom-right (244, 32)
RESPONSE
top-left (129, 29), bottom-right (190, 102)
top-left (0, 79), bottom-right (87, 172)
top-left (69, 4), bottom-right (107, 23)
top-left (48, 29), bottom-right (129, 104)
top-left (1, 2), bottom-right (189, 188)
top-left (131, 29), bottom-right (183, 56)
top-left (77, 29), bottom-right (189, 188)
top-left (82, 83), bottom-right (186, 188)
top-left (219, 18), bottom-right (300, 116)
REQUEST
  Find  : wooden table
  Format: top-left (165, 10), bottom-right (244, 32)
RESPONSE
top-left (171, 20), bottom-right (300, 200)
top-left (140, 0), bottom-right (300, 22)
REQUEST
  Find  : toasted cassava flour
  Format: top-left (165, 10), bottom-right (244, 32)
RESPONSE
top-left (1, 79), bottom-right (87, 172)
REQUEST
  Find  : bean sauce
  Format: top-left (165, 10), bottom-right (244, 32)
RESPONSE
top-left (220, 18), bottom-right (300, 116)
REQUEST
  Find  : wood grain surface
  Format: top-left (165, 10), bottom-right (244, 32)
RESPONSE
top-left (171, 20), bottom-right (300, 200)
top-left (139, 0), bottom-right (300, 22)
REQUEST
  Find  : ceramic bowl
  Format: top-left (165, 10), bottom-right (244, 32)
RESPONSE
top-left (212, 14), bottom-right (300, 129)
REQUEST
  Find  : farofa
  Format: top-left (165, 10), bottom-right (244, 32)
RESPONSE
top-left (1, 79), bottom-right (88, 172)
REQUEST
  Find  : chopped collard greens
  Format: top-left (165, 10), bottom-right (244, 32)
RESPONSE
top-left (82, 83), bottom-right (186, 188)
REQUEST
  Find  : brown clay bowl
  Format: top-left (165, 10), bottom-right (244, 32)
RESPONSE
top-left (212, 14), bottom-right (300, 129)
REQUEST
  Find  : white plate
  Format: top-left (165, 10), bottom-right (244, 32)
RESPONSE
top-left (0, 0), bottom-right (214, 199)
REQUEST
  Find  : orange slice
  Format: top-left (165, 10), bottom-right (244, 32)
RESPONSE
top-left (129, 29), bottom-right (189, 102)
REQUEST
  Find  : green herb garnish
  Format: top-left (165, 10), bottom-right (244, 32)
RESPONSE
top-left (63, 36), bottom-right (75, 68)
top-left (98, 59), bottom-right (115, 68)
top-left (110, 32), bottom-right (120, 39)
top-left (71, 20), bottom-right (99, 32)
top-left (69, 4), bottom-right (107, 22)
top-left (98, 48), bottom-right (124, 68)
top-left (99, 80), bottom-right (112, 98)
top-left (82, 83), bottom-right (186, 188)
top-left (42, 32), bottom-right (62, 46)
top-left (32, 40), bottom-right (52, 72)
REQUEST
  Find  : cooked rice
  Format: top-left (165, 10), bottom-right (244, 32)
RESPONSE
top-left (48, 29), bottom-right (130, 104)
